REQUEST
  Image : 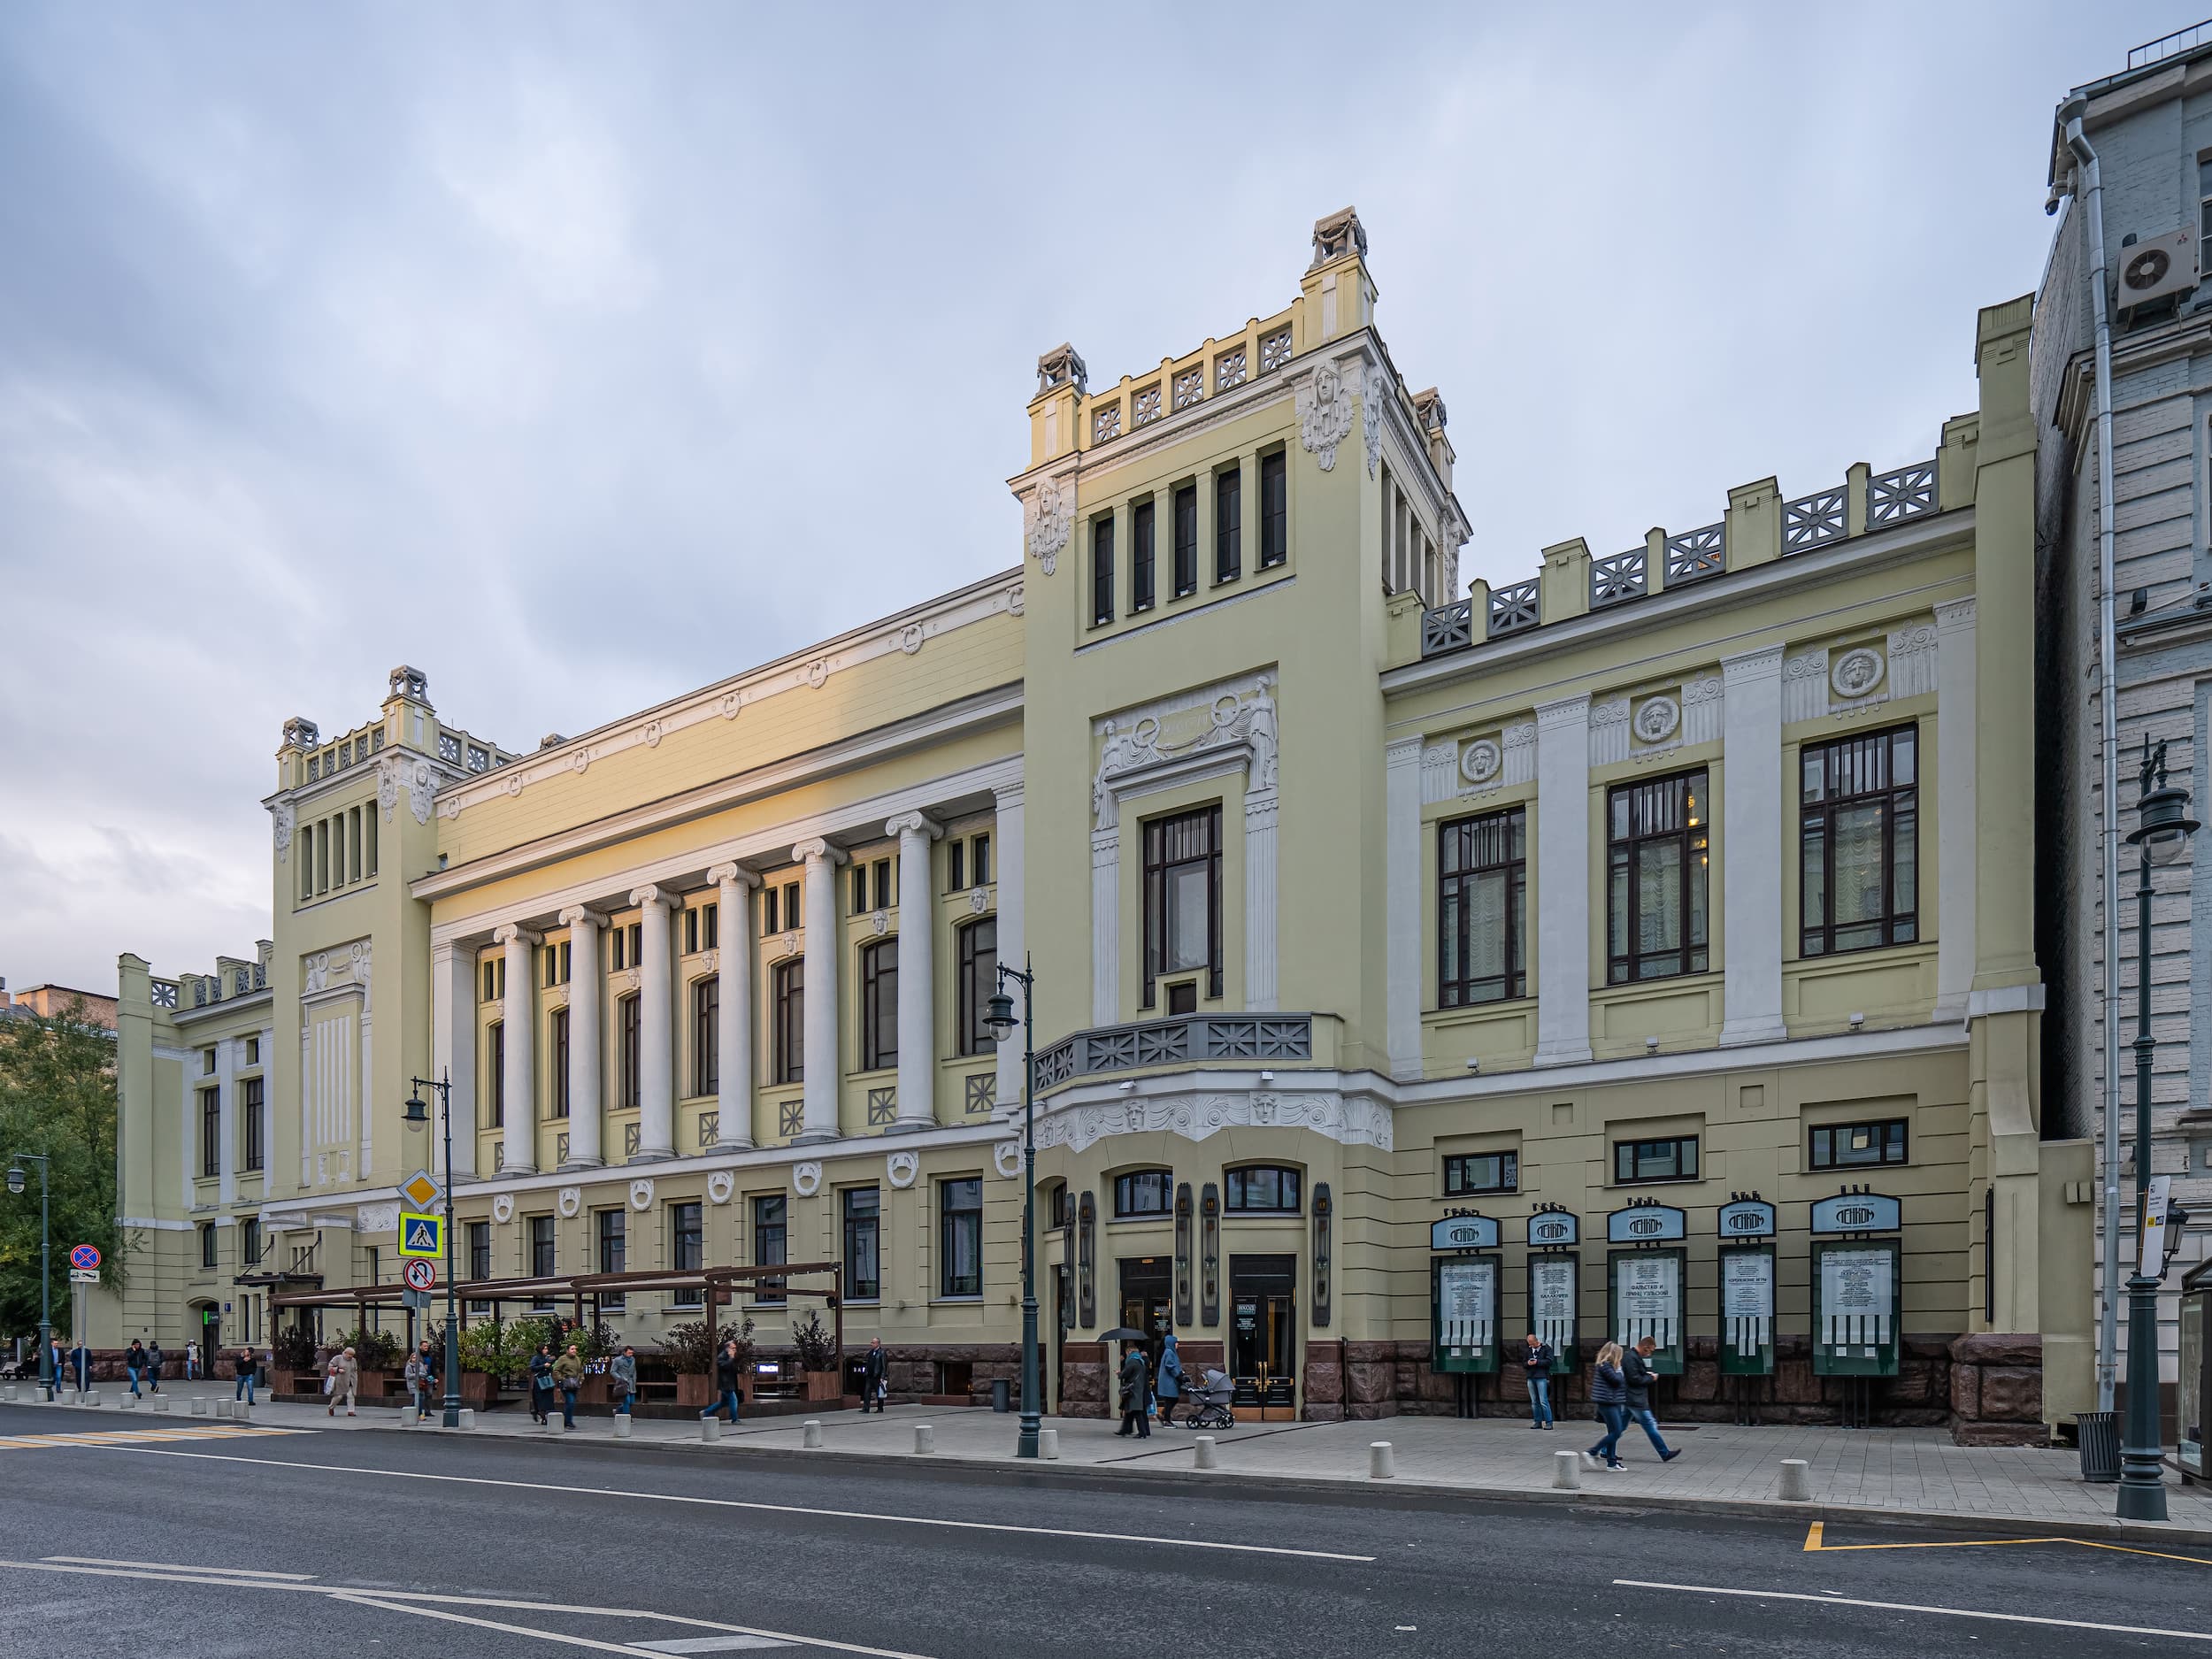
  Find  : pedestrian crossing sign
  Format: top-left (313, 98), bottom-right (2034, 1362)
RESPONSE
top-left (397, 1213), bottom-right (443, 1258)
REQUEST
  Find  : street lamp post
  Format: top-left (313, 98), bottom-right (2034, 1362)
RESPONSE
top-left (2117, 738), bottom-right (2197, 1523)
top-left (403, 1072), bottom-right (463, 1429)
top-left (4, 1154), bottom-right (51, 1400)
top-left (984, 955), bottom-right (1041, 1459)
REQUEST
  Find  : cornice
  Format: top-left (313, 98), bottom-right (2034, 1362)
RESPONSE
top-left (2052, 317), bottom-right (2212, 448)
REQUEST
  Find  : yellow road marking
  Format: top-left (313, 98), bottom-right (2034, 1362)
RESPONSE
top-left (1802, 1521), bottom-right (2211, 1566)
top-left (0, 1427), bottom-right (303, 1451)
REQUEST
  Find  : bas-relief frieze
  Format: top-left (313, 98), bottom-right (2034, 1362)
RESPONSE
top-left (1093, 672), bottom-right (1279, 830)
top-left (1420, 721), bottom-right (1533, 807)
top-left (1034, 1088), bottom-right (1394, 1155)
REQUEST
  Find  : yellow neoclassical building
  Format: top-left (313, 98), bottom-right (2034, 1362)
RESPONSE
top-left (105, 211), bottom-right (2087, 1439)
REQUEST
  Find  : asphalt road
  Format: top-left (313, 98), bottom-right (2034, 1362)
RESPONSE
top-left (0, 1403), bottom-right (2206, 1655)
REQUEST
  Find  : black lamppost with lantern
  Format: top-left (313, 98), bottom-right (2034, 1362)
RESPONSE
top-left (403, 1071), bottom-right (464, 1429)
top-left (2118, 738), bottom-right (2197, 1522)
top-left (983, 955), bottom-right (1041, 1459)
top-left (4, 1153), bottom-right (52, 1399)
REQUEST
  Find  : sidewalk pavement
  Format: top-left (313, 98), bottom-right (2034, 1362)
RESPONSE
top-left (20, 1380), bottom-right (2212, 1545)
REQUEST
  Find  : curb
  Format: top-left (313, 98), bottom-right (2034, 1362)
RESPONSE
top-left (365, 1418), bottom-right (2212, 1551)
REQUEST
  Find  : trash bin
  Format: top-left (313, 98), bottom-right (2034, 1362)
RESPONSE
top-left (991, 1378), bottom-right (1011, 1413)
top-left (2077, 1409), bottom-right (2121, 1483)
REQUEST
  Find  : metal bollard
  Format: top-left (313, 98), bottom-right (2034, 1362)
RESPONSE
top-left (1778, 1459), bottom-right (1811, 1502)
top-left (1553, 1449), bottom-right (1581, 1490)
top-left (1369, 1441), bottom-right (1395, 1480)
top-left (701, 1416), bottom-right (722, 1443)
top-left (614, 1415), bottom-right (632, 1439)
top-left (1194, 1435), bottom-right (1218, 1470)
top-left (802, 1420), bottom-right (823, 1448)
top-left (1039, 1428), bottom-right (1059, 1460)
top-left (913, 1423), bottom-right (934, 1455)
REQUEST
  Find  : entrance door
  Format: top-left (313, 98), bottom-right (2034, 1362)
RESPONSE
top-left (1117, 1257), bottom-right (1172, 1402)
top-left (1228, 1255), bottom-right (1297, 1410)
top-left (198, 1306), bottom-right (221, 1371)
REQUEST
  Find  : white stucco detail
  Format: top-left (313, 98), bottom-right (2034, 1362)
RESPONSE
top-left (1932, 598), bottom-right (1977, 1022)
top-left (1533, 695), bottom-right (1594, 1065)
top-left (1719, 644), bottom-right (1788, 1046)
top-left (1385, 735), bottom-right (1425, 1080)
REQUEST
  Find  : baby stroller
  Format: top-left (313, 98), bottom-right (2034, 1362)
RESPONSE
top-left (1179, 1367), bottom-right (1235, 1431)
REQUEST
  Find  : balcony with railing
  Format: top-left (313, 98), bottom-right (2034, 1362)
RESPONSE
top-left (1415, 444), bottom-right (1957, 663)
top-left (1033, 1012), bottom-right (1326, 1094)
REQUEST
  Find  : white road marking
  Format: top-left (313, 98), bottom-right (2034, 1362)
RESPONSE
top-left (330, 1593), bottom-right (676, 1655)
top-left (1614, 1578), bottom-right (2212, 1641)
top-left (42, 1440), bottom-right (1377, 1563)
top-left (43, 1555), bottom-right (315, 1579)
top-left (634, 1639), bottom-right (793, 1654)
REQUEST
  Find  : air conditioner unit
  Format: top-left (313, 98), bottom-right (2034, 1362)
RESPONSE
top-left (2116, 227), bottom-right (2198, 311)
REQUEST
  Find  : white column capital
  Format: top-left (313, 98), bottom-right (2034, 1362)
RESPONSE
top-left (557, 906), bottom-right (605, 931)
top-left (885, 810), bottom-right (941, 841)
top-left (1534, 692), bottom-right (1593, 731)
top-left (493, 923), bottom-right (541, 948)
top-left (1385, 734), bottom-right (1424, 769)
top-left (792, 837), bottom-right (848, 867)
top-left (628, 884), bottom-right (675, 911)
top-left (705, 862), bottom-right (761, 889)
top-left (992, 780), bottom-right (1025, 810)
top-left (1933, 595), bottom-right (1977, 632)
top-left (1720, 642), bottom-right (1787, 685)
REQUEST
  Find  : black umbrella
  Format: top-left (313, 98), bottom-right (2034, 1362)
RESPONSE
top-left (1097, 1327), bottom-right (1148, 1342)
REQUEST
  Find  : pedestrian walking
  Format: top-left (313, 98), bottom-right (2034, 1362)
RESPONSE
top-left (69, 1341), bottom-right (90, 1394)
top-left (1153, 1333), bottom-right (1185, 1427)
top-left (1520, 1332), bottom-right (1556, 1430)
top-left (1581, 1340), bottom-right (1630, 1471)
top-left (145, 1339), bottom-right (164, 1394)
top-left (528, 1344), bottom-right (556, 1424)
top-left (326, 1346), bottom-right (358, 1416)
top-left (610, 1346), bottom-right (637, 1416)
top-left (1114, 1342), bottom-right (1151, 1440)
top-left (234, 1347), bottom-right (257, 1407)
top-left (47, 1337), bottom-right (65, 1396)
top-left (553, 1344), bottom-right (585, 1430)
top-left (403, 1342), bottom-right (434, 1422)
top-left (858, 1337), bottom-right (887, 1414)
top-left (702, 1339), bottom-right (743, 1425)
top-left (185, 1340), bottom-right (200, 1380)
top-left (1623, 1337), bottom-right (1679, 1463)
top-left (125, 1339), bottom-right (147, 1398)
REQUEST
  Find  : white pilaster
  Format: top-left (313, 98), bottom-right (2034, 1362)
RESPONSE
top-left (1932, 597), bottom-right (1978, 1022)
top-left (258, 1025), bottom-right (275, 1187)
top-left (296, 1022), bottom-right (311, 1189)
top-left (559, 908), bottom-right (605, 1167)
top-left (431, 940), bottom-right (477, 1179)
top-left (793, 840), bottom-right (848, 1142)
top-left (1719, 645), bottom-right (1788, 1046)
top-left (357, 958), bottom-right (373, 1179)
top-left (1091, 827), bottom-right (1119, 1026)
top-left (1384, 737), bottom-right (1424, 1080)
top-left (630, 886), bottom-right (677, 1161)
top-left (887, 812), bottom-right (942, 1130)
top-left (495, 924), bottom-right (540, 1175)
top-left (1533, 694), bottom-right (1594, 1065)
top-left (993, 782), bottom-right (1026, 1111)
top-left (1245, 789), bottom-right (1280, 1012)
top-left (215, 1037), bottom-right (237, 1206)
top-left (708, 864), bottom-right (759, 1149)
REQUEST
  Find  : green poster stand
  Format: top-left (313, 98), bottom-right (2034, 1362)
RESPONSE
top-left (1526, 1205), bottom-right (1579, 1376)
top-left (1809, 1190), bottom-right (1902, 1381)
top-left (1718, 1246), bottom-right (1777, 1377)
top-left (1431, 1255), bottom-right (1502, 1375)
top-left (1606, 1248), bottom-right (1686, 1377)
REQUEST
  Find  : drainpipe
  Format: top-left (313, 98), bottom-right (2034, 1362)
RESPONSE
top-left (2061, 94), bottom-right (2123, 1414)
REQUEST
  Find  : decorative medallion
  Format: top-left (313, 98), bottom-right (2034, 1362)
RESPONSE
top-left (623, 968), bottom-right (640, 993)
top-left (806, 658), bottom-right (829, 690)
top-left (643, 720), bottom-right (664, 749)
top-left (629, 1178), bottom-right (654, 1211)
top-left (792, 1161), bottom-right (822, 1197)
top-left (1831, 647), bottom-right (1885, 701)
top-left (706, 1170), bottom-right (734, 1205)
top-left (492, 1194), bottom-right (515, 1224)
top-left (557, 1187), bottom-right (580, 1218)
top-left (1461, 739), bottom-right (1502, 784)
top-left (782, 931), bottom-right (799, 957)
top-left (721, 691), bottom-right (741, 720)
top-left (899, 623), bottom-right (924, 656)
top-left (1633, 695), bottom-right (1682, 745)
top-left (572, 749), bottom-right (589, 775)
top-left (872, 910), bottom-right (889, 936)
top-left (505, 776), bottom-right (523, 796)
top-left (886, 1150), bottom-right (919, 1190)
top-left (994, 1141), bottom-right (1022, 1179)
top-left (969, 888), bottom-right (988, 915)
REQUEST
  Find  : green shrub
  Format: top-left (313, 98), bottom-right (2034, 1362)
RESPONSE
top-left (664, 1316), bottom-right (755, 1375)
top-left (790, 1310), bottom-right (838, 1373)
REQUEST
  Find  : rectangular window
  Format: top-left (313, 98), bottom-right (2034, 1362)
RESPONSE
top-left (875, 857), bottom-right (892, 908)
top-left (200, 1222), bottom-right (217, 1269)
top-left (1444, 1151), bottom-right (1517, 1195)
top-left (203, 1048), bottom-right (217, 1075)
top-left (843, 1187), bottom-right (880, 1301)
top-left (860, 940), bottom-right (898, 1071)
top-left (481, 959), bottom-right (498, 1003)
top-left (1215, 465), bottom-right (1241, 582)
top-left (468, 1221), bottom-right (491, 1281)
top-left (596, 1208), bottom-right (626, 1274)
top-left (1142, 805), bottom-right (1222, 1006)
top-left (948, 840), bottom-right (964, 895)
top-left (1801, 726), bottom-right (1918, 956)
top-left (957, 918), bottom-right (998, 1056)
top-left (1439, 807), bottom-right (1526, 1006)
top-left (852, 864), bottom-right (870, 913)
top-left (1092, 513), bottom-right (1115, 626)
top-left (365, 810), bottom-right (378, 879)
top-left (348, 807), bottom-right (361, 883)
top-left (703, 902), bottom-right (718, 951)
top-left (940, 1179), bottom-right (983, 1297)
top-left (752, 1194), bottom-right (787, 1305)
top-left (618, 995), bottom-right (641, 1111)
top-left (246, 1035), bottom-right (259, 1066)
top-left (785, 882), bottom-right (800, 930)
top-left (627, 922), bottom-right (641, 966)
top-left (1613, 1136), bottom-right (1699, 1184)
top-left (1606, 771), bottom-right (1710, 983)
top-left (693, 976), bottom-right (719, 1095)
top-left (972, 833), bottom-right (990, 887)
top-left (763, 886), bottom-right (779, 935)
top-left (200, 1087), bottom-right (220, 1178)
top-left (772, 960), bottom-right (804, 1084)
top-left (2200, 156), bottom-right (2212, 280)
top-left (686, 907), bottom-right (700, 955)
top-left (241, 1077), bottom-right (264, 1171)
top-left (241, 1217), bottom-right (262, 1266)
top-left (1809, 1118), bottom-right (1909, 1170)
top-left (1114, 1169), bottom-right (1172, 1217)
top-left (671, 1201), bottom-right (703, 1305)
top-left (558, 941), bottom-right (570, 983)
top-left (299, 823), bottom-right (313, 903)
top-left (529, 1214), bottom-right (556, 1277)
top-left (1133, 499), bottom-right (1156, 611)
top-left (549, 1008), bottom-right (570, 1119)
top-left (1260, 450), bottom-right (1287, 566)
top-left (488, 1022), bottom-right (506, 1127)
top-left (1172, 483), bottom-right (1198, 596)
top-left (611, 926), bottom-right (627, 972)
top-left (1225, 1165), bottom-right (1300, 1212)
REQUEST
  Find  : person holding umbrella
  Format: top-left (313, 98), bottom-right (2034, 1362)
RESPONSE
top-left (1100, 1326), bottom-right (1152, 1440)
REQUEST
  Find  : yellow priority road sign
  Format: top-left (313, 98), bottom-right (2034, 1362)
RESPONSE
top-left (399, 1168), bottom-right (443, 1210)
top-left (397, 1213), bottom-right (443, 1258)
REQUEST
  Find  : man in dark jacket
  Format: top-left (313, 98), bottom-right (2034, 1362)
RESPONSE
top-left (859, 1338), bottom-right (888, 1413)
top-left (703, 1339), bottom-right (743, 1425)
top-left (1114, 1344), bottom-right (1150, 1440)
top-left (1622, 1337), bottom-right (1679, 1463)
top-left (1519, 1333), bottom-right (1555, 1430)
top-left (144, 1339), bottom-right (164, 1393)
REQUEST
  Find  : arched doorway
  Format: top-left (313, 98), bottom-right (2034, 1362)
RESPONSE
top-left (188, 1300), bottom-right (220, 1374)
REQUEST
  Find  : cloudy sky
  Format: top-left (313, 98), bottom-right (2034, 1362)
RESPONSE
top-left (0, 2), bottom-right (2179, 992)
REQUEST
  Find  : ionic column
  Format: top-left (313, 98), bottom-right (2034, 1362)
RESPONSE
top-left (495, 923), bottom-right (541, 1174)
top-left (558, 908), bottom-right (605, 1167)
top-left (887, 812), bottom-right (941, 1130)
top-left (992, 780), bottom-right (1025, 1112)
top-left (1532, 695), bottom-right (1594, 1066)
top-left (431, 939), bottom-right (477, 1179)
top-left (792, 838), bottom-right (848, 1142)
top-left (707, 864), bottom-right (759, 1149)
top-left (630, 887), bottom-right (676, 1162)
top-left (1719, 645), bottom-right (1787, 1046)
top-left (216, 1036), bottom-right (238, 1205)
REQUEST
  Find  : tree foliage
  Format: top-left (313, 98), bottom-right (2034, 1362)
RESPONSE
top-left (0, 1000), bottom-right (124, 1340)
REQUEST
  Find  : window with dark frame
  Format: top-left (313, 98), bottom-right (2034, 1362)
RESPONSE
top-left (200, 1222), bottom-right (217, 1268)
top-left (685, 907), bottom-right (699, 955)
top-left (1133, 498), bottom-right (1156, 611)
top-left (529, 1214), bottom-right (556, 1277)
top-left (488, 1022), bottom-right (505, 1127)
top-left (753, 1194), bottom-right (787, 1304)
top-left (469, 1221), bottom-right (491, 1281)
top-left (948, 840), bottom-right (964, 895)
top-left (671, 1201), bottom-right (703, 1305)
top-left (703, 902), bottom-right (718, 950)
top-left (956, 917), bottom-right (998, 1056)
top-left (199, 1087), bottom-right (219, 1178)
top-left (1809, 1118), bottom-right (1909, 1170)
top-left (1439, 807), bottom-right (1526, 1007)
top-left (692, 976), bottom-right (719, 1095)
top-left (611, 927), bottom-right (626, 972)
top-left (1801, 725), bottom-right (1918, 957)
top-left (843, 1187), bottom-right (880, 1300)
top-left (1048, 1183), bottom-right (1072, 1229)
top-left (940, 1178), bottom-right (983, 1297)
top-left (860, 938), bottom-right (898, 1071)
top-left (596, 1208), bottom-right (626, 1274)
top-left (972, 833), bottom-right (990, 887)
top-left (549, 1007), bottom-right (570, 1118)
top-left (1612, 1136), bottom-right (1700, 1184)
top-left (1171, 482), bottom-right (1198, 596)
top-left (1142, 805), bottom-right (1221, 1006)
top-left (1215, 465), bottom-right (1241, 582)
top-left (1259, 450), bottom-right (1287, 567)
top-left (1113, 1168), bottom-right (1172, 1217)
top-left (618, 995), bottom-right (641, 1110)
top-left (763, 887), bottom-right (779, 935)
top-left (241, 1076), bottom-right (264, 1171)
top-left (1092, 513), bottom-right (1115, 626)
top-left (1607, 770), bottom-right (1709, 983)
top-left (852, 864), bottom-right (869, 913)
top-left (242, 1217), bottom-right (262, 1265)
top-left (1444, 1151), bottom-right (1518, 1195)
top-left (1225, 1165), bottom-right (1301, 1213)
top-left (772, 959), bottom-right (804, 1084)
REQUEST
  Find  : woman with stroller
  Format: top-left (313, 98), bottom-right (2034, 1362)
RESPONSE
top-left (1153, 1333), bottom-right (1186, 1427)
